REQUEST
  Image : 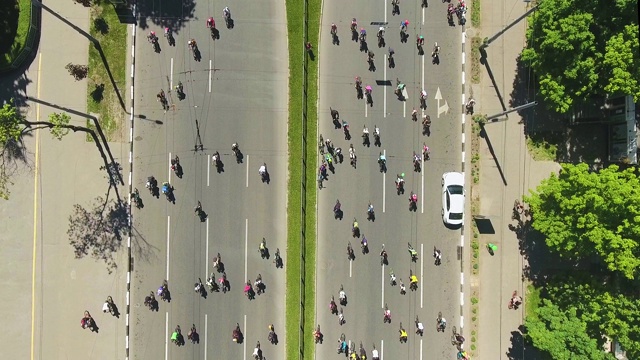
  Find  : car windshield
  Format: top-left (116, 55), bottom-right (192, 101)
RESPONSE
top-left (448, 185), bottom-right (464, 195)
top-left (450, 213), bottom-right (463, 220)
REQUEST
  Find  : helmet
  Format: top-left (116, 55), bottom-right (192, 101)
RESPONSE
top-left (379, 27), bottom-right (384, 31)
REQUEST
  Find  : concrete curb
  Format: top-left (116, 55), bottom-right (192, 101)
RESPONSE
top-left (125, 4), bottom-right (137, 360)
top-left (459, 18), bottom-right (467, 336)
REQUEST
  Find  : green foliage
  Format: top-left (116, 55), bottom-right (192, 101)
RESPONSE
top-left (525, 164), bottom-right (640, 280)
top-left (0, 100), bottom-right (23, 144)
top-left (525, 299), bottom-right (615, 360)
top-left (471, 0), bottom-right (480, 28)
top-left (522, 0), bottom-right (640, 113)
top-left (48, 113), bottom-right (71, 140)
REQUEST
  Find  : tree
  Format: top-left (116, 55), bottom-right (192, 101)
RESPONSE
top-left (525, 163), bottom-right (640, 280)
top-left (521, 0), bottom-right (640, 113)
top-left (543, 276), bottom-right (640, 357)
top-left (0, 100), bottom-right (113, 200)
top-left (526, 299), bottom-right (614, 360)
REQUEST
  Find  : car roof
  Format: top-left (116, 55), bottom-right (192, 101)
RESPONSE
top-left (443, 172), bottom-right (464, 185)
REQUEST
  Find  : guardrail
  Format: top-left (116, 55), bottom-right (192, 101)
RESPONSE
top-left (0, 0), bottom-right (41, 73)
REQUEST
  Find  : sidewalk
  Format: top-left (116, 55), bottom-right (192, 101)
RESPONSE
top-left (0, 1), bottom-right (127, 358)
top-left (468, 0), bottom-right (561, 359)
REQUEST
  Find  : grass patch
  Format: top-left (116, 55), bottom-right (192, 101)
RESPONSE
top-left (526, 137), bottom-right (557, 161)
top-left (285, 0), bottom-right (320, 358)
top-left (525, 283), bottom-right (541, 321)
top-left (471, 0), bottom-right (481, 28)
top-left (470, 36), bottom-right (482, 84)
top-left (0, 0), bottom-right (32, 69)
top-left (86, 1), bottom-right (127, 141)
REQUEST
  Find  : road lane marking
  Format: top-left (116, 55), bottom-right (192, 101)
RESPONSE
top-left (381, 262), bottom-right (385, 308)
top-left (207, 154), bottom-right (211, 186)
top-left (349, 257), bottom-right (352, 278)
top-left (170, 58), bottom-right (173, 89)
top-left (246, 155), bottom-right (250, 188)
top-left (30, 52), bottom-right (42, 360)
top-left (204, 314), bottom-right (208, 360)
top-left (206, 218), bottom-right (210, 275)
top-left (381, 340), bottom-right (384, 359)
top-left (420, 243), bottom-right (424, 309)
top-left (420, 338), bottom-right (423, 360)
top-left (244, 219), bottom-right (248, 281)
top-left (168, 152), bottom-right (172, 183)
top-left (166, 216), bottom-right (171, 279)
top-left (383, 55), bottom-right (387, 118)
top-left (403, 101), bottom-right (406, 118)
top-left (165, 312), bottom-right (169, 360)
top-left (422, 7), bottom-right (425, 24)
top-left (208, 60), bottom-right (212, 93)
top-left (382, 149), bottom-right (386, 213)
top-left (243, 315), bottom-right (247, 360)
top-left (365, 100), bottom-right (368, 117)
top-left (421, 166), bottom-right (424, 213)
top-left (435, 87), bottom-right (450, 118)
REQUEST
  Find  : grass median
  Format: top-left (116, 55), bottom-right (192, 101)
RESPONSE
top-left (86, 1), bottom-right (127, 141)
top-left (285, 0), bottom-right (320, 358)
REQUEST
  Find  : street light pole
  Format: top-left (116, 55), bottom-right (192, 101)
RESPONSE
top-left (480, 5), bottom-right (538, 50)
top-left (485, 101), bottom-right (538, 122)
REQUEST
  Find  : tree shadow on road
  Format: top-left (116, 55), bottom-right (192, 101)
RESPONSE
top-left (506, 326), bottom-right (551, 360)
top-left (67, 189), bottom-right (128, 274)
top-left (136, 0), bottom-right (196, 32)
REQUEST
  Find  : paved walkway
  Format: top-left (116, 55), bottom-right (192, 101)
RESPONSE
top-left (0, 1), bottom-right (127, 358)
top-left (467, 0), bottom-right (561, 359)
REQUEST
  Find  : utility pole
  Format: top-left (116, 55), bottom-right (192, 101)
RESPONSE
top-left (485, 102), bottom-right (538, 123)
top-left (480, 4), bottom-right (538, 50)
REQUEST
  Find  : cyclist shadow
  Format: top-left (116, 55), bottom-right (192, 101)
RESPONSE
top-left (226, 18), bottom-right (235, 29)
top-left (332, 33), bottom-right (340, 45)
top-left (211, 28), bottom-right (220, 40)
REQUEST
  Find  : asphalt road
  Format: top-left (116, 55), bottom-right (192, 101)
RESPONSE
top-left (317, 1), bottom-right (463, 359)
top-left (130, 1), bottom-right (288, 359)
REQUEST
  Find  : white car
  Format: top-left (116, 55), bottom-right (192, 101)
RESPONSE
top-left (442, 172), bottom-right (465, 226)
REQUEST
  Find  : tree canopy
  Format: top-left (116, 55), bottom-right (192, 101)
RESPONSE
top-left (526, 298), bottom-right (615, 360)
top-left (525, 163), bottom-right (640, 280)
top-left (521, 0), bottom-right (640, 113)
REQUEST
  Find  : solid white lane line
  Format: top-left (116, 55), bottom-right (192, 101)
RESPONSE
top-left (382, 149), bottom-right (386, 213)
top-left (381, 340), bottom-right (384, 359)
top-left (244, 219), bottom-right (248, 281)
top-left (208, 60), bottom-right (212, 93)
top-left (403, 101), bottom-right (406, 118)
top-left (166, 216), bottom-right (171, 280)
top-left (170, 58), bottom-right (173, 89)
top-left (422, 7), bottom-right (425, 24)
top-left (168, 152), bottom-right (172, 183)
top-left (246, 155), bottom-right (250, 188)
top-left (420, 243), bottom-right (424, 309)
top-left (207, 154), bottom-right (211, 187)
top-left (381, 263), bottom-right (385, 308)
top-left (206, 218), bottom-right (210, 275)
top-left (384, 56), bottom-right (387, 118)
top-left (164, 312), bottom-right (169, 360)
top-left (420, 338), bottom-right (423, 360)
top-left (350, 258), bottom-right (353, 278)
top-left (204, 314), bottom-right (208, 360)
top-left (243, 315), bottom-right (247, 360)
top-left (365, 100), bottom-right (368, 118)
top-left (421, 167), bottom-right (425, 214)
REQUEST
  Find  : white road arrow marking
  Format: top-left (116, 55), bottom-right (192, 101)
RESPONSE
top-left (435, 87), bottom-right (449, 118)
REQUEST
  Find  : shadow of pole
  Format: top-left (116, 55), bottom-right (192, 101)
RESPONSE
top-left (26, 96), bottom-right (125, 191)
top-left (479, 48), bottom-right (508, 113)
top-left (33, 0), bottom-right (128, 112)
top-left (479, 123), bottom-right (508, 186)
